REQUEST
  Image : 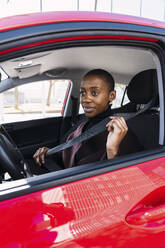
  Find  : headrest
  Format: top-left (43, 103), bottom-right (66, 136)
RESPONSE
top-left (127, 69), bottom-right (158, 104)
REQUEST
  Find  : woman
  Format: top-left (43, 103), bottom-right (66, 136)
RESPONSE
top-left (33, 69), bottom-right (142, 171)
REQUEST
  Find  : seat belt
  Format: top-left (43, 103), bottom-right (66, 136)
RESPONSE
top-left (46, 99), bottom-right (155, 157)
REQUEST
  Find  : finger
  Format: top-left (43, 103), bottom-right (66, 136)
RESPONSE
top-left (106, 120), bottom-right (114, 132)
top-left (33, 148), bottom-right (42, 166)
top-left (40, 147), bottom-right (48, 164)
top-left (110, 116), bottom-right (126, 127)
top-left (106, 117), bottom-right (112, 127)
top-left (110, 120), bottom-right (122, 133)
top-left (110, 119), bottom-right (127, 134)
top-left (33, 147), bottom-right (44, 166)
top-left (107, 116), bottom-right (128, 133)
top-left (114, 117), bottom-right (128, 130)
top-left (117, 117), bottom-right (128, 129)
top-left (107, 117), bottom-right (124, 130)
top-left (110, 117), bottom-right (128, 132)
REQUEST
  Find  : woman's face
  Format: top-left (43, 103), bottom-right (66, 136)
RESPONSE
top-left (80, 75), bottom-right (116, 118)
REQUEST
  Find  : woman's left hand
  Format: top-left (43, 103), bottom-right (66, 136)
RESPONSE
top-left (106, 116), bottom-right (128, 159)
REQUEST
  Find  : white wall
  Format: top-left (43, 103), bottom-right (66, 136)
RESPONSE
top-left (0, 0), bottom-right (164, 21)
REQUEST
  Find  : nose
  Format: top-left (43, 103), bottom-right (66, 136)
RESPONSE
top-left (82, 92), bottom-right (92, 103)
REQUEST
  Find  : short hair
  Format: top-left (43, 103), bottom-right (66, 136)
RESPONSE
top-left (83, 69), bottom-right (115, 91)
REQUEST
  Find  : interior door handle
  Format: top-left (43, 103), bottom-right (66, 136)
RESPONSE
top-left (126, 186), bottom-right (165, 228)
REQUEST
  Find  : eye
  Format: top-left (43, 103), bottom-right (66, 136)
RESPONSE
top-left (80, 91), bottom-right (86, 96)
top-left (91, 91), bottom-right (98, 96)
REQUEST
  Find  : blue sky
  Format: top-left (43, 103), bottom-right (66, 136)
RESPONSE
top-left (0, 0), bottom-right (164, 21)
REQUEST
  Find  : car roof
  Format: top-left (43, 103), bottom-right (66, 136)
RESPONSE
top-left (1, 11), bottom-right (165, 32)
top-left (0, 11), bottom-right (160, 92)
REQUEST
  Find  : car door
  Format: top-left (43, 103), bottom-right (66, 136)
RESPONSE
top-left (1, 152), bottom-right (165, 248)
top-left (0, 11), bottom-right (165, 248)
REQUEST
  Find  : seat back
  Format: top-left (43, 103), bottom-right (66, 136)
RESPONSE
top-left (113, 69), bottom-right (159, 149)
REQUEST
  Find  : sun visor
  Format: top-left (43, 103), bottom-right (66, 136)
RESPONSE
top-left (14, 64), bottom-right (41, 79)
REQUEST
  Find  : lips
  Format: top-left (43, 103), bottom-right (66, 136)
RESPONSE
top-left (83, 106), bottom-right (95, 113)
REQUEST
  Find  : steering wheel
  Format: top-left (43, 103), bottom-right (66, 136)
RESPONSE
top-left (0, 126), bottom-right (29, 180)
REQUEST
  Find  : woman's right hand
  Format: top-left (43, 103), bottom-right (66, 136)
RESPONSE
top-left (106, 116), bottom-right (128, 159)
top-left (33, 147), bottom-right (49, 166)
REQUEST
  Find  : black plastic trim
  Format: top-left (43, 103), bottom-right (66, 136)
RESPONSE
top-left (4, 116), bottom-right (63, 132)
top-left (1, 21), bottom-right (165, 44)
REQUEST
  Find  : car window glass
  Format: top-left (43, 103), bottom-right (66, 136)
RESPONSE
top-left (0, 67), bottom-right (8, 81)
top-left (0, 80), bottom-right (70, 123)
top-left (112, 83), bottom-right (129, 109)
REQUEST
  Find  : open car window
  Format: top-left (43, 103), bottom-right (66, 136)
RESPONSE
top-left (0, 27), bottom-right (162, 186)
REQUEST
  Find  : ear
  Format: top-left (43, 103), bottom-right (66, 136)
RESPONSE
top-left (109, 90), bottom-right (116, 103)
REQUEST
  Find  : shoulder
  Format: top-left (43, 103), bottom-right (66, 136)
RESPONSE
top-left (60, 115), bottom-right (87, 143)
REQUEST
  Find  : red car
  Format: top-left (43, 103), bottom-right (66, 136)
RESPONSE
top-left (0, 11), bottom-right (164, 247)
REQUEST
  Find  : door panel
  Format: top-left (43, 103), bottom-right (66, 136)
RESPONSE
top-left (3, 116), bottom-right (63, 158)
top-left (0, 156), bottom-right (165, 247)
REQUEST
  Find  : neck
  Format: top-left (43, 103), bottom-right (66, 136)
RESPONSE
top-left (88, 105), bottom-right (111, 121)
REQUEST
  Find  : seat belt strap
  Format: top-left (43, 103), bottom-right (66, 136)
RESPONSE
top-left (46, 99), bottom-right (155, 157)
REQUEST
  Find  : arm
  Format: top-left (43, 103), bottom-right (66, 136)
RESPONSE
top-left (106, 116), bottom-right (128, 159)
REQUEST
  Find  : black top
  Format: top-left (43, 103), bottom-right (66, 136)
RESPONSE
top-left (74, 106), bottom-right (143, 166)
top-left (83, 106), bottom-right (112, 131)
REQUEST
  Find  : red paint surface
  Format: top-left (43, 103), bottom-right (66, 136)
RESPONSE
top-left (61, 81), bottom-right (72, 116)
top-left (0, 11), bottom-right (165, 32)
top-left (0, 10), bottom-right (164, 248)
top-left (1, 157), bottom-right (165, 247)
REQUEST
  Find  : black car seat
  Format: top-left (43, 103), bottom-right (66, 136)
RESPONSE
top-left (112, 69), bottom-right (158, 113)
top-left (113, 69), bottom-right (159, 150)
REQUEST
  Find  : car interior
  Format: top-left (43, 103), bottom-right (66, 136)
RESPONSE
top-left (0, 45), bottom-right (162, 182)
